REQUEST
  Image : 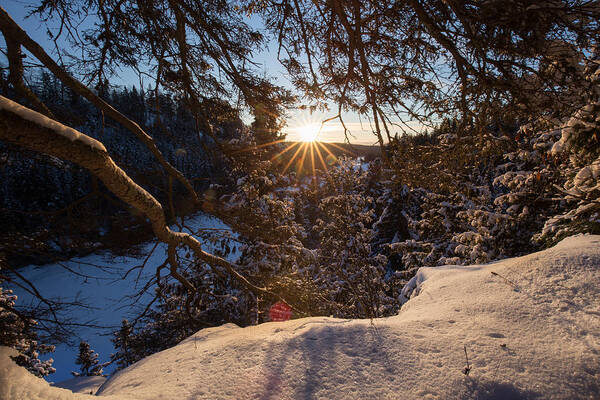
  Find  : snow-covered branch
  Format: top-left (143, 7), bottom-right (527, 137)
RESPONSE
top-left (0, 96), bottom-right (288, 305)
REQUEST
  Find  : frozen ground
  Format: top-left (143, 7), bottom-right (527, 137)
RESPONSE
top-left (2, 234), bottom-right (598, 399)
top-left (53, 376), bottom-right (107, 395)
top-left (8, 212), bottom-right (236, 382)
top-left (0, 347), bottom-right (122, 400)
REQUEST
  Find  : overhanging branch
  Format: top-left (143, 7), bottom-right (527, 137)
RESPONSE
top-left (0, 6), bottom-right (200, 205)
top-left (0, 95), bottom-right (299, 311)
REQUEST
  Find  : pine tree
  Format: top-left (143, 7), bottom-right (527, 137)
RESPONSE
top-left (72, 340), bottom-right (108, 377)
top-left (110, 319), bottom-right (136, 370)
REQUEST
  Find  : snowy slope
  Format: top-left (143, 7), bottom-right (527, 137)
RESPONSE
top-left (93, 234), bottom-right (598, 400)
top-left (3, 234), bottom-right (598, 399)
top-left (53, 376), bottom-right (107, 395)
top-left (9, 212), bottom-right (236, 382)
top-left (0, 347), bottom-right (123, 400)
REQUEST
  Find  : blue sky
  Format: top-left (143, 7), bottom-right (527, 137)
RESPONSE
top-left (2, 1), bottom-right (420, 144)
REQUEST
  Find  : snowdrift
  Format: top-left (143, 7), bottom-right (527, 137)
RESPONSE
top-left (53, 376), bottom-right (107, 395)
top-left (3, 235), bottom-right (599, 399)
top-left (0, 347), bottom-right (122, 400)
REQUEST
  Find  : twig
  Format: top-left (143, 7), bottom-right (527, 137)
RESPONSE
top-left (491, 271), bottom-right (520, 291)
top-left (463, 344), bottom-right (471, 376)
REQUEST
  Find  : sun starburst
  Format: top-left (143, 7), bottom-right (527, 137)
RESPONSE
top-left (299, 124), bottom-right (319, 142)
top-left (231, 119), bottom-right (356, 179)
top-left (272, 140), bottom-right (354, 178)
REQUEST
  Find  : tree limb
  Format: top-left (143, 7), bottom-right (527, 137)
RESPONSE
top-left (0, 95), bottom-right (298, 310)
top-left (0, 6), bottom-right (200, 205)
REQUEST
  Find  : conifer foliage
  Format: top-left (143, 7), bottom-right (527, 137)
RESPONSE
top-left (72, 340), bottom-right (108, 377)
top-left (537, 52), bottom-right (600, 244)
top-left (110, 320), bottom-right (136, 370)
top-left (0, 73), bottom-right (224, 267)
top-left (0, 278), bottom-right (55, 377)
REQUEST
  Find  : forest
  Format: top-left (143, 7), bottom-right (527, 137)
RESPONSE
top-left (0, 0), bottom-right (599, 398)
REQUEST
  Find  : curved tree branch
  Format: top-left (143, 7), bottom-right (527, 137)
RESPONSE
top-left (0, 28), bottom-right (54, 118)
top-left (0, 95), bottom-right (300, 312)
top-left (0, 6), bottom-right (200, 205)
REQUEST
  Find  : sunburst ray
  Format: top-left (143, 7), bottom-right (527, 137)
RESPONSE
top-left (232, 139), bottom-right (286, 155)
top-left (282, 142), bottom-right (307, 174)
top-left (314, 141), bottom-right (329, 172)
top-left (296, 141), bottom-right (310, 174)
top-left (271, 141), bottom-right (301, 163)
top-left (324, 142), bottom-right (356, 157)
top-left (310, 142), bottom-right (316, 179)
top-left (315, 141), bottom-right (339, 166)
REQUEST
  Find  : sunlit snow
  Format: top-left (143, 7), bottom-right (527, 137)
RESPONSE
top-left (2, 234), bottom-right (598, 399)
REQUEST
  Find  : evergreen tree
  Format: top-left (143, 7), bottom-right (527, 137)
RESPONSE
top-left (537, 85), bottom-right (600, 242)
top-left (0, 278), bottom-right (55, 377)
top-left (72, 340), bottom-right (108, 377)
top-left (110, 320), bottom-right (136, 370)
top-left (313, 192), bottom-right (391, 318)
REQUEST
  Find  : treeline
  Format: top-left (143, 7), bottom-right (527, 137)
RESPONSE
top-left (111, 62), bottom-right (599, 368)
top-left (3, 62), bottom-right (598, 376)
top-left (0, 70), bottom-right (238, 266)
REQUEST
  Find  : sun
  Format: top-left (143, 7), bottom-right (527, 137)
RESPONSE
top-left (299, 124), bottom-right (319, 142)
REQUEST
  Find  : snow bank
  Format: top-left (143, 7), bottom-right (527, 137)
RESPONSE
top-left (3, 235), bottom-right (597, 399)
top-left (91, 234), bottom-right (599, 400)
top-left (0, 347), bottom-right (122, 400)
top-left (53, 376), bottom-right (107, 395)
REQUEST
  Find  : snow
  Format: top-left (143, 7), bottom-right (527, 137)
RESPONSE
top-left (0, 347), bottom-right (124, 400)
top-left (87, 234), bottom-right (598, 399)
top-left (0, 95), bottom-right (107, 152)
top-left (399, 264), bottom-right (467, 304)
top-left (4, 234), bottom-right (599, 399)
top-left (8, 212), bottom-right (236, 382)
top-left (53, 376), bottom-right (107, 395)
top-left (573, 159), bottom-right (600, 189)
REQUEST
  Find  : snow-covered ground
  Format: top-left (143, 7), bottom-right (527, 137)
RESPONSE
top-left (53, 375), bottom-right (107, 395)
top-left (2, 234), bottom-right (598, 399)
top-left (8, 212), bottom-right (236, 382)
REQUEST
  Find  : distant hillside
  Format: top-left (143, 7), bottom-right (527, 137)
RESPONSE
top-left (284, 142), bottom-right (381, 159)
top-left (272, 142), bottom-right (381, 175)
top-left (320, 142), bottom-right (382, 160)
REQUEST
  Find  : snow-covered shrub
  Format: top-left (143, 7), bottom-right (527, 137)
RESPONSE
top-left (385, 118), bottom-right (567, 286)
top-left (311, 193), bottom-right (392, 318)
top-left (224, 162), bottom-right (321, 317)
top-left (10, 338), bottom-right (56, 378)
top-left (0, 279), bottom-right (55, 377)
top-left (282, 158), bottom-right (395, 318)
top-left (536, 54), bottom-right (600, 245)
